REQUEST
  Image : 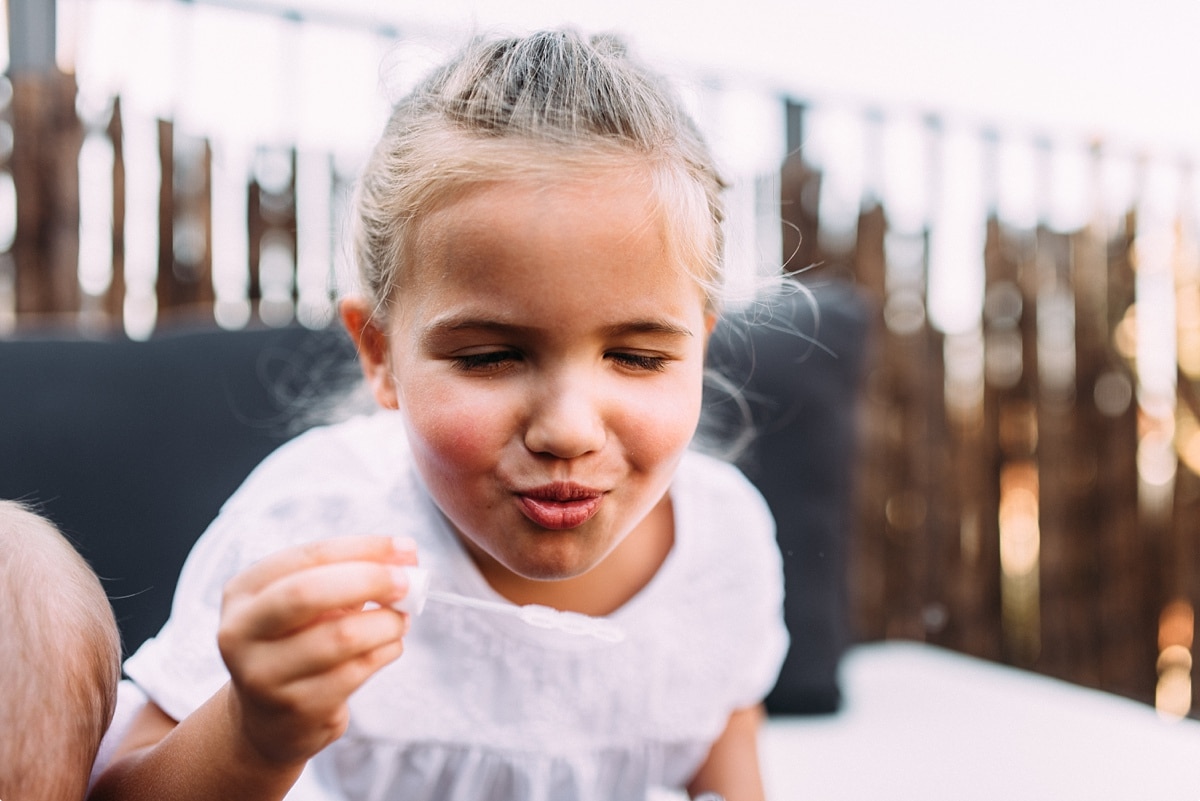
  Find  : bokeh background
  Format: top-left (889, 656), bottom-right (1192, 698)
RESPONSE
top-left (4, 0), bottom-right (1198, 720)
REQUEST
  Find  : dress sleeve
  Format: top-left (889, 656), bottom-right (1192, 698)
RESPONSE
top-left (123, 417), bottom-right (396, 722)
top-left (122, 503), bottom-right (257, 722)
top-left (724, 472), bottom-right (790, 710)
top-left (678, 453), bottom-right (790, 713)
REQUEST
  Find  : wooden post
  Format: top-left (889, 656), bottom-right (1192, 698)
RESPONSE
top-left (106, 97), bottom-right (126, 324)
top-left (7, 0), bottom-right (83, 321)
top-left (247, 146), bottom-right (298, 325)
top-left (155, 119), bottom-right (174, 313)
top-left (779, 99), bottom-right (822, 274)
top-left (156, 124), bottom-right (214, 318)
top-left (10, 70), bottom-right (82, 318)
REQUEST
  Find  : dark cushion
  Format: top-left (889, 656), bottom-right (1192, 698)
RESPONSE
top-left (704, 280), bottom-right (872, 715)
top-left (0, 324), bottom-right (357, 658)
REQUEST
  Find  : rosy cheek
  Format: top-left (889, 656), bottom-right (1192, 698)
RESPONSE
top-left (409, 416), bottom-right (482, 471)
top-left (620, 380), bottom-right (703, 455)
top-left (404, 389), bottom-right (508, 474)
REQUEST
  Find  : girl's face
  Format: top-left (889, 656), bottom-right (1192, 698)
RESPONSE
top-left (348, 172), bottom-right (714, 596)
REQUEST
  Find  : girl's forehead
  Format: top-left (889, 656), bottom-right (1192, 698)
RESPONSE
top-left (400, 168), bottom-right (714, 300)
top-left (395, 176), bottom-right (711, 325)
top-left (417, 179), bottom-right (654, 268)
top-left (427, 161), bottom-right (657, 213)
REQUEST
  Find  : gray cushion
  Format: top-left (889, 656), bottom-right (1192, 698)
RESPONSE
top-left (0, 324), bottom-right (356, 656)
top-left (705, 281), bottom-right (871, 714)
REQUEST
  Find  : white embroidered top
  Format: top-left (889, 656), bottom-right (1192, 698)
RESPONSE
top-left (124, 413), bottom-right (788, 801)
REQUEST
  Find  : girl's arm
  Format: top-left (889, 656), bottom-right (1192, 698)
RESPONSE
top-left (88, 535), bottom-right (416, 801)
top-left (87, 690), bottom-right (306, 801)
top-left (686, 704), bottom-right (769, 801)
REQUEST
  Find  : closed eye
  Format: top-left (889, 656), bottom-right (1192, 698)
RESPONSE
top-left (608, 352), bottom-right (669, 373)
top-left (451, 350), bottom-right (521, 373)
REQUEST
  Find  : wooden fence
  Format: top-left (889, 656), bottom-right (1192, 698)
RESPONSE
top-left (1, 71), bottom-right (327, 335)
top-left (781, 103), bottom-right (1199, 716)
top-left (3, 71), bottom-right (1197, 717)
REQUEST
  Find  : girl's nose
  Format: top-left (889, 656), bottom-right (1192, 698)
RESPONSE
top-left (523, 376), bottom-right (607, 459)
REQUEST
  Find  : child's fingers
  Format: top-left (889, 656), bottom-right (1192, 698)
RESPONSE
top-left (295, 636), bottom-right (407, 702)
top-left (227, 559), bottom-right (414, 640)
top-left (232, 605), bottom-right (409, 690)
top-left (229, 534), bottom-right (417, 597)
top-left (244, 634), bottom-right (407, 744)
top-left (247, 606), bottom-right (411, 687)
top-left (226, 622), bottom-right (409, 765)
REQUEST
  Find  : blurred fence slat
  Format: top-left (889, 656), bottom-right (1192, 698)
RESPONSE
top-left (11, 71), bottom-right (82, 318)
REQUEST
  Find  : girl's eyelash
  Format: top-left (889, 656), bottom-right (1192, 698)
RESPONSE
top-left (450, 351), bottom-right (668, 373)
top-left (451, 351), bottom-right (517, 371)
top-left (609, 352), bottom-right (668, 372)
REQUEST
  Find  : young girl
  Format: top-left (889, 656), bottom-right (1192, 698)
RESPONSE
top-left (90, 29), bottom-right (787, 801)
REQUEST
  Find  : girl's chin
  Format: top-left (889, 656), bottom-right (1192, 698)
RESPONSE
top-left (497, 550), bottom-right (599, 583)
top-left (455, 513), bottom-right (618, 584)
top-left (484, 536), bottom-right (607, 584)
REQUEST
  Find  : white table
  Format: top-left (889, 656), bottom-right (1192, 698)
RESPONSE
top-left (762, 641), bottom-right (1200, 800)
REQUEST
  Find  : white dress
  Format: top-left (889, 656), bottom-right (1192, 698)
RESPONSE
top-left (124, 412), bottom-right (788, 801)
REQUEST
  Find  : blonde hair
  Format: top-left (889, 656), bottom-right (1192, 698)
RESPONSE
top-left (352, 29), bottom-right (727, 318)
top-left (0, 501), bottom-right (121, 801)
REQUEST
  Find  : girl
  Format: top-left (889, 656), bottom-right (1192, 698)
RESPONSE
top-left (90, 29), bottom-right (787, 801)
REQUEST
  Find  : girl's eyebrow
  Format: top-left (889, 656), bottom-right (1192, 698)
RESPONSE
top-left (599, 320), bottom-right (695, 339)
top-left (421, 315), bottom-right (694, 342)
top-left (421, 316), bottom-right (532, 341)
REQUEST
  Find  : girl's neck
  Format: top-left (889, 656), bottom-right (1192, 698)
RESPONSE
top-left (468, 494), bottom-right (675, 617)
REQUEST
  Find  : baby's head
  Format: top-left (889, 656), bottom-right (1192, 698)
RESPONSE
top-left (0, 501), bottom-right (121, 801)
top-left (352, 28), bottom-right (726, 319)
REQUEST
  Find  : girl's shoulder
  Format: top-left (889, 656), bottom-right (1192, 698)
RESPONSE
top-left (670, 449), bottom-right (778, 575)
top-left (222, 411), bottom-right (411, 514)
top-left (667, 448), bottom-right (777, 592)
top-left (676, 449), bottom-right (773, 527)
top-left (195, 411), bottom-right (439, 565)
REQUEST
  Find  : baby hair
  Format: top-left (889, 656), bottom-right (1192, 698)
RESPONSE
top-left (0, 501), bottom-right (121, 801)
top-left (352, 28), bottom-right (728, 318)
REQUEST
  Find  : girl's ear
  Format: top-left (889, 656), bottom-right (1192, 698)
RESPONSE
top-left (340, 297), bottom-right (400, 410)
top-left (700, 312), bottom-right (719, 358)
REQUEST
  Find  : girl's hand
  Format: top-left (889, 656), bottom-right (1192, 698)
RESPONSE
top-left (216, 535), bottom-right (417, 768)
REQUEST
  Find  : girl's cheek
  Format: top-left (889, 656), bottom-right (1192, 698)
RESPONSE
top-left (404, 387), bottom-right (510, 469)
top-left (620, 378), bottom-right (704, 448)
top-left (435, 419), bottom-right (499, 468)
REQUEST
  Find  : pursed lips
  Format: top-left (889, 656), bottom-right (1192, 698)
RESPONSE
top-left (516, 482), bottom-right (605, 530)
